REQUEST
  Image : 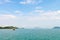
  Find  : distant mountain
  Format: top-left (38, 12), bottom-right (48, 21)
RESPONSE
top-left (53, 26), bottom-right (60, 29)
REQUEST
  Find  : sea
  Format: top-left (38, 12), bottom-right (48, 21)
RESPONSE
top-left (0, 29), bottom-right (60, 40)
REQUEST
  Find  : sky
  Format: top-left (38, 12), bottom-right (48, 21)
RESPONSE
top-left (0, 0), bottom-right (60, 28)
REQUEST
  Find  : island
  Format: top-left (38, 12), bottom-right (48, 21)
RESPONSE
top-left (53, 26), bottom-right (60, 29)
top-left (0, 26), bottom-right (18, 29)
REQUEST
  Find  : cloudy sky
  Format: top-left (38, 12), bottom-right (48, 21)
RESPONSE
top-left (0, 0), bottom-right (59, 28)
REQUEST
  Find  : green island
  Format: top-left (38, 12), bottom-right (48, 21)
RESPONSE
top-left (53, 26), bottom-right (60, 29)
top-left (0, 26), bottom-right (18, 29)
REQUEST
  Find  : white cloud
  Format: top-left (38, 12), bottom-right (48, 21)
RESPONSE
top-left (0, 10), bottom-right (60, 28)
top-left (41, 10), bottom-right (60, 20)
top-left (29, 9), bottom-right (60, 20)
top-left (56, 10), bottom-right (60, 13)
top-left (19, 10), bottom-right (60, 28)
top-left (35, 6), bottom-right (42, 9)
top-left (15, 10), bottom-right (23, 16)
top-left (0, 0), bottom-right (12, 4)
top-left (15, 10), bottom-right (22, 14)
top-left (4, 0), bottom-right (11, 2)
top-left (34, 10), bottom-right (44, 13)
top-left (0, 14), bottom-right (16, 20)
top-left (19, 0), bottom-right (42, 4)
top-left (0, 14), bottom-right (17, 27)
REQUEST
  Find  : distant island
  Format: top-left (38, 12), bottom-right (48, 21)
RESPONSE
top-left (53, 26), bottom-right (60, 29)
top-left (0, 26), bottom-right (18, 29)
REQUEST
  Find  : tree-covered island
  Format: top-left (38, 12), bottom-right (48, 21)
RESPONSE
top-left (0, 26), bottom-right (18, 29)
top-left (53, 26), bottom-right (60, 29)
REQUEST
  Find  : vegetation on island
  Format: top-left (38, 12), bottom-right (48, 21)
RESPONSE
top-left (53, 26), bottom-right (60, 29)
top-left (0, 26), bottom-right (18, 29)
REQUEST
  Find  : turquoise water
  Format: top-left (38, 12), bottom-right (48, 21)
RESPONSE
top-left (0, 29), bottom-right (60, 40)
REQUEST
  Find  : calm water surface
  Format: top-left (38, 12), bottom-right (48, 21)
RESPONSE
top-left (0, 29), bottom-right (60, 40)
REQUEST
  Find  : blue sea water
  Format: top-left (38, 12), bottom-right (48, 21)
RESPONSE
top-left (0, 29), bottom-right (60, 40)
